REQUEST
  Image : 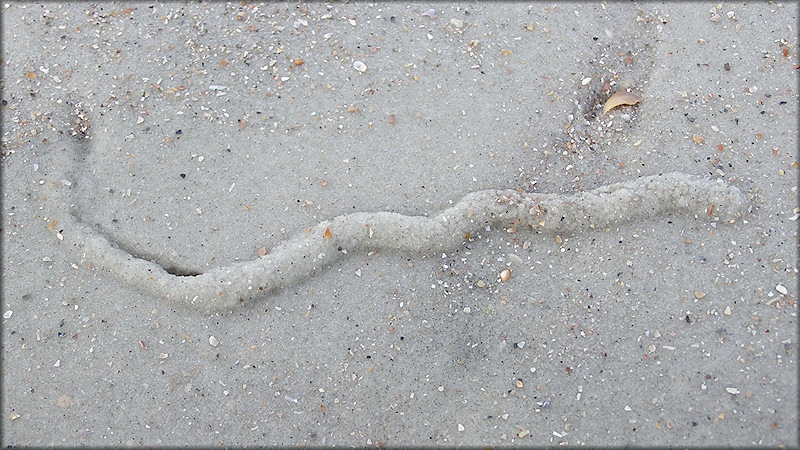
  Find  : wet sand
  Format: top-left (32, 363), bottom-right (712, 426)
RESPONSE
top-left (2, 2), bottom-right (797, 446)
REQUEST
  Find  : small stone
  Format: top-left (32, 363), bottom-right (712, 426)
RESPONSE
top-left (209, 335), bottom-right (219, 347)
top-left (776, 284), bottom-right (788, 295)
top-left (499, 268), bottom-right (511, 282)
top-left (3, 310), bottom-right (12, 319)
top-left (458, 424), bottom-right (465, 432)
top-left (57, 395), bottom-right (70, 407)
top-left (694, 291), bottom-right (706, 299)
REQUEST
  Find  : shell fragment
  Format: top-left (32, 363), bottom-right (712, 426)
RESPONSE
top-left (602, 91), bottom-right (642, 114)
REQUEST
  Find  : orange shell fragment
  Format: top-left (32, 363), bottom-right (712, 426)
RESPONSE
top-left (323, 227), bottom-right (332, 239)
top-left (602, 91), bottom-right (642, 115)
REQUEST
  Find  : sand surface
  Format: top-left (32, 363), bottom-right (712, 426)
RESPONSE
top-left (2, 2), bottom-right (797, 446)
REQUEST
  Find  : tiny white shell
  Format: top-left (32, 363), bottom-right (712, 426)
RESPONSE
top-left (353, 61), bottom-right (367, 72)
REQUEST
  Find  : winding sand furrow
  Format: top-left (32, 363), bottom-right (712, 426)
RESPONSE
top-left (43, 157), bottom-right (747, 312)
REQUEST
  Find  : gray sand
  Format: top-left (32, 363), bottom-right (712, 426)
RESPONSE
top-left (2, 2), bottom-right (797, 446)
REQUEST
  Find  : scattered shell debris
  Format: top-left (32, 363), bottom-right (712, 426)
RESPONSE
top-left (2, 2), bottom-right (795, 448)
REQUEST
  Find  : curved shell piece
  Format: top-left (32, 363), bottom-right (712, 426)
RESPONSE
top-left (602, 91), bottom-right (642, 114)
